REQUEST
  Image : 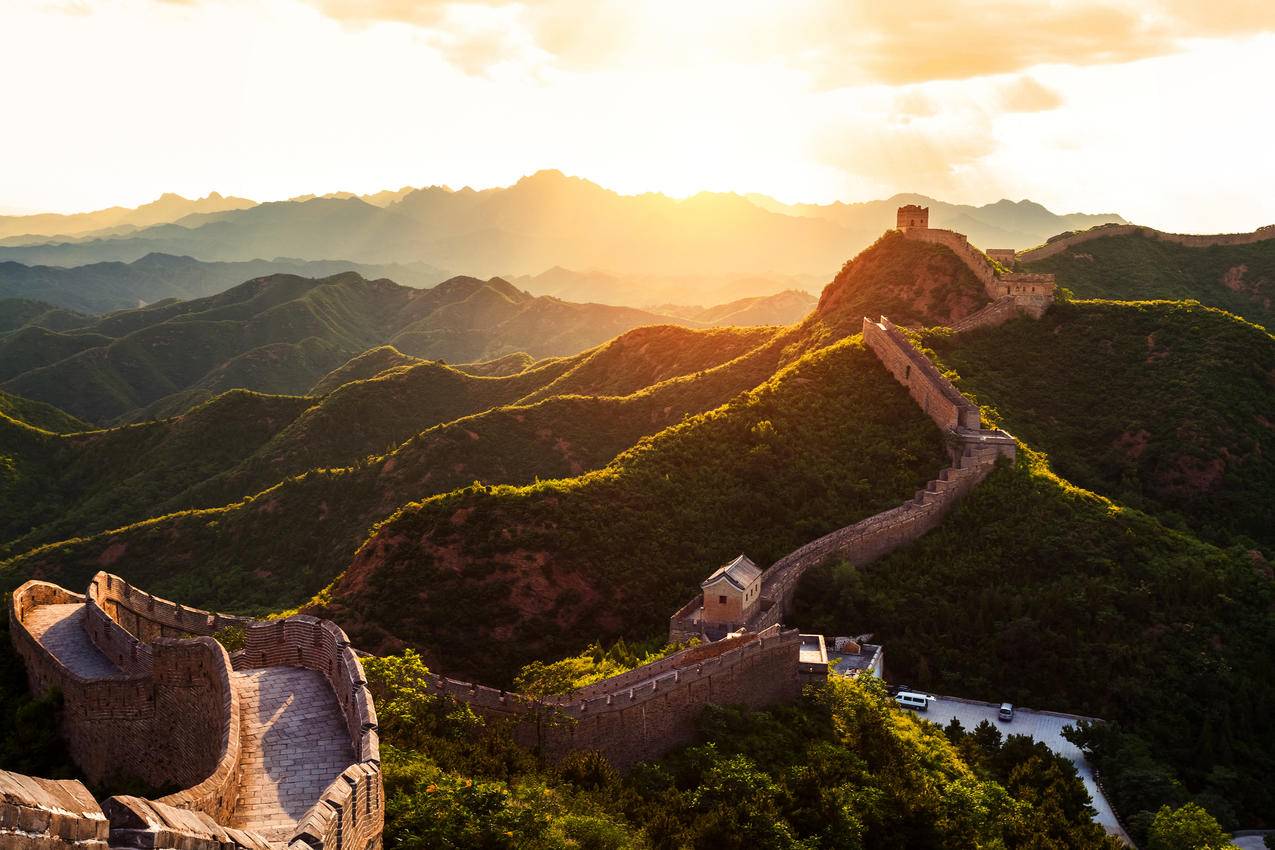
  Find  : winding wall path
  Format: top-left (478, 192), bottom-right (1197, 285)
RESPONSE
top-left (6, 574), bottom-right (383, 850)
top-left (1017, 222), bottom-right (1275, 263)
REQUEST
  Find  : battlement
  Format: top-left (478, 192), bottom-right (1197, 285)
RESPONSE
top-left (893, 209), bottom-right (1056, 328)
top-left (671, 318), bottom-right (1015, 643)
top-left (896, 204), bottom-right (929, 231)
top-left (420, 625), bottom-right (802, 770)
top-left (7, 574), bottom-right (383, 850)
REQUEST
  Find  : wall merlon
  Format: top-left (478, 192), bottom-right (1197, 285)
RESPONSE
top-left (9, 575), bottom-right (385, 850)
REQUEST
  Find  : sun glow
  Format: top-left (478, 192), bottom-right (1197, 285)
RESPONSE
top-left (1, 0), bottom-right (1273, 231)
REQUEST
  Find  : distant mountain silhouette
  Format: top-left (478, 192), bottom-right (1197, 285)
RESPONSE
top-left (0, 173), bottom-right (1125, 282)
top-left (0, 253), bottom-right (450, 313)
top-left (0, 192), bottom-right (256, 241)
top-left (747, 192), bottom-right (1125, 252)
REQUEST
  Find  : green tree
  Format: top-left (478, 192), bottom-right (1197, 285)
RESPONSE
top-left (1146, 803), bottom-right (1232, 850)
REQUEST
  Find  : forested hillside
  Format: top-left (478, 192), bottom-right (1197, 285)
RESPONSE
top-left (792, 447), bottom-right (1275, 834)
top-left (924, 300), bottom-right (1275, 552)
top-left (0, 272), bottom-right (702, 423)
top-left (1023, 232), bottom-right (1275, 329)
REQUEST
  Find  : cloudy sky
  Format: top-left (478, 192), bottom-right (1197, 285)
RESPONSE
top-left (2, 0), bottom-right (1273, 231)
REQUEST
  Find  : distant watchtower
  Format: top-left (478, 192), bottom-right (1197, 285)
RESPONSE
top-left (897, 204), bottom-right (929, 232)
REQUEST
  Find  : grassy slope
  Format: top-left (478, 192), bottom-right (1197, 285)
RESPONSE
top-left (923, 300), bottom-right (1275, 552)
top-left (314, 335), bottom-right (946, 683)
top-left (1023, 233), bottom-right (1275, 329)
top-left (453, 352), bottom-right (539, 377)
top-left (308, 345), bottom-right (426, 395)
top-left (791, 448), bottom-right (1275, 823)
top-left (0, 324), bottom-right (798, 612)
top-left (515, 325), bottom-right (775, 404)
top-left (2, 273), bottom-right (402, 423)
top-left (814, 231), bottom-right (989, 329)
top-left (0, 232), bottom-right (979, 655)
top-left (0, 390), bottom-right (89, 434)
top-left (0, 391), bottom-right (314, 552)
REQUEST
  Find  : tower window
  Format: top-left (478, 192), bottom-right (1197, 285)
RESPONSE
top-left (718, 595), bottom-right (727, 605)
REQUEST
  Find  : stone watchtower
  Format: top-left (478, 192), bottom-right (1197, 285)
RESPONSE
top-left (897, 204), bottom-right (928, 232)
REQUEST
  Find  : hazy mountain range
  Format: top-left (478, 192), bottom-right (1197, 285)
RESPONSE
top-left (0, 172), bottom-right (1125, 282)
top-left (0, 253), bottom-right (450, 314)
top-left (0, 274), bottom-right (812, 424)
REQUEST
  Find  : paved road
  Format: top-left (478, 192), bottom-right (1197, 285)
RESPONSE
top-left (923, 696), bottom-right (1131, 844)
top-left (1231, 834), bottom-right (1270, 849)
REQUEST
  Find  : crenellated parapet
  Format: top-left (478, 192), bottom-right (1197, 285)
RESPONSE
top-left (419, 625), bottom-right (802, 771)
top-left (895, 213), bottom-right (1057, 328)
top-left (6, 573), bottom-right (383, 850)
top-left (671, 318), bottom-right (1015, 643)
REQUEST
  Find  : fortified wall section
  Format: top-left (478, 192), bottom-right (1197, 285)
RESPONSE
top-left (949, 296), bottom-right (1020, 334)
top-left (423, 625), bottom-right (802, 771)
top-left (0, 771), bottom-right (109, 850)
top-left (861, 317), bottom-right (980, 433)
top-left (900, 226), bottom-right (1056, 323)
top-left (7, 574), bottom-right (383, 850)
top-left (1017, 222), bottom-right (1275, 263)
top-left (670, 317), bottom-right (1016, 642)
top-left (10, 582), bottom-right (236, 800)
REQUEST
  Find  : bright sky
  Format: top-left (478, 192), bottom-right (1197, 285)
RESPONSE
top-left (2, 0), bottom-right (1273, 232)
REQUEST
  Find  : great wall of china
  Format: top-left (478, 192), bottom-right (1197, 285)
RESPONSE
top-left (893, 204), bottom-right (1057, 334)
top-left (4, 573), bottom-right (382, 850)
top-left (670, 315), bottom-right (1017, 642)
top-left (3, 209), bottom-right (1044, 850)
top-left (1016, 221), bottom-right (1275, 263)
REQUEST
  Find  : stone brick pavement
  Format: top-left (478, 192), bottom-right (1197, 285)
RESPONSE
top-left (229, 667), bottom-right (354, 842)
top-left (22, 603), bottom-right (121, 679)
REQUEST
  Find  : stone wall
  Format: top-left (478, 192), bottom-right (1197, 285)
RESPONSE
top-left (862, 316), bottom-right (980, 432)
top-left (1017, 222), bottom-right (1275, 263)
top-left (0, 771), bottom-right (108, 850)
top-left (900, 226), bottom-right (1056, 326)
top-left (8, 576), bottom-right (384, 850)
top-left (670, 316), bottom-right (1016, 642)
top-left (10, 584), bottom-right (239, 808)
top-left (950, 296), bottom-right (1020, 334)
top-left (103, 796), bottom-right (271, 850)
top-left (422, 625), bottom-right (802, 771)
top-left (88, 573), bottom-right (254, 645)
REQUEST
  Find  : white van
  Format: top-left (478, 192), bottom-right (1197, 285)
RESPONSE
top-left (895, 691), bottom-right (930, 712)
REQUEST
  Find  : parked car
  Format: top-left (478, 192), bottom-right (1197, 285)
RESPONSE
top-left (998, 703), bottom-right (1015, 722)
top-left (896, 691), bottom-right (930, 712)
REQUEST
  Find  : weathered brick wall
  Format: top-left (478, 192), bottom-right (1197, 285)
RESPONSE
top-left (235, 616), bottom-right (382, 850)
top-left (0, 771), bottom-right (109, 850)
top-left (10, 576), bottom-right (384, 850)
top-left (1017, 222), bottom-right (1275, 263)
top-left (950, 296), bottom-right (1020, 333)
top-left (422, 626), bottom-right (802, 771)
top-left (88, 573), bottom-right (254, 644)
top-left (151, 638), bottom-right (241, 824)
top-left (102, 796), bottom-right (271, 850)
top-left (9, 588), bottom-right (239, 808)
top-left (862, 316), bottom-right (981, 432)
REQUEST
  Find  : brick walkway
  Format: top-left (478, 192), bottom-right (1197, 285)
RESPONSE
top-left (22, 603), bottom-right (121, 679)
top-left (229, 667), bottom-right (354, 842)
